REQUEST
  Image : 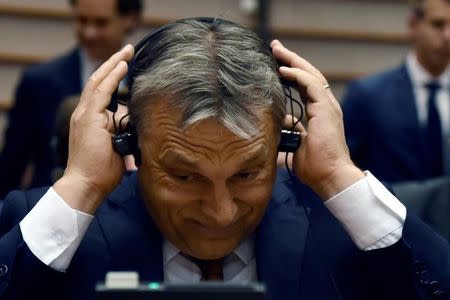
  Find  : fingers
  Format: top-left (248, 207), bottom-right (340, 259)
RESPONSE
top-left (271, 40), bottom-right (327, 85)
top-left (272, 40), bottom-right (340, 113)
top-left (280, 66), bottom-right (344, 122)
top-left (92, 61), bottom-right (128, 113)
top-left (270, 39), bottom-right (282, 48)
top-left (279, 67), bottom-right (329, 104)
top-left (80, 44), bottom-right (134, 110)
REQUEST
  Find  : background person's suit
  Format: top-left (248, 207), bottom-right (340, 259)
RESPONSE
top-left (0, 49), bottom-right (82, 197)
top-left (342, 64), bottom-right (446, 182)
top-left (391, 175), bottom-right (450, 240)
top-left (0, 171), bottom-right (449, 300)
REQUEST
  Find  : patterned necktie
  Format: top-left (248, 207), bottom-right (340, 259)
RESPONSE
top-left (191, 257), bottom-right (224, 281)
top-left (425, 81), bottom-right (443, 177)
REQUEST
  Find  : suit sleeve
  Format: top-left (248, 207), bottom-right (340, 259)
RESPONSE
top-left (362, 213), bottom-right (450, 299)
top-left (341, 81), bottom-right (371, 168)
top-left (0, 71), bottom-right (41, 197)
top-left (0, 190), bottom-right (66, 299)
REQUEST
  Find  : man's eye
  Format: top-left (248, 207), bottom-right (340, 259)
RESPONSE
top-left (76, 16), bottom-right (88, 25)
top-left (430, 19), bottom-right (445, 30)
top-left (173, 174), bottom-right (192, 182)
top-left (95, 18), bottom-right (109, 28)
top-left (233, 170), bottom-right (258, 181)
top-left (236, 172), bottom-right (251, 179)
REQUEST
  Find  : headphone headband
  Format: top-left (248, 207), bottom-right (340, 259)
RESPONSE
top-left (110, 17), bottom-right (302, 162)
top-left (108, 17), bottom-right (276, 112)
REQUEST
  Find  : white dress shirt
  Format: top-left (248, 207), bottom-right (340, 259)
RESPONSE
top-left (163, 239), bottom-right (257, 283)
top-left (80, 49), bottom-right (101, 88)
top-left (20, 171), bottom-right (406, 281)
top-left (406, 52), bottom-right (450, 129)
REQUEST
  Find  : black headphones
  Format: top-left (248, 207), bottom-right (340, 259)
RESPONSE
top-left (108, 17), bottom-right (303, 167)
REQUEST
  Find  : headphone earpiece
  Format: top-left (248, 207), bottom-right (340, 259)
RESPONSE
top-left (278, 130), bottom-right (301, 153)
top-left (277, 65), bottom-right (303, 153)
top-left (111, 123), bottom-right (141, 166)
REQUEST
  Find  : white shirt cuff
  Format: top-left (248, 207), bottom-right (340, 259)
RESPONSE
top-left (19, 187), bottom-right (94, 271)
top-left (324, 171), bottom-right (407, 251)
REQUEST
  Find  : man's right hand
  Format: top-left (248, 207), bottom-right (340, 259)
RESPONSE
top-left (53, 44), bottom-right (134, 215)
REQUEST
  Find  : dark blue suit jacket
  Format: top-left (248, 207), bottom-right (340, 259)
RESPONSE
top-left (0, 170), bottom-right (449, 299)
top-left (0, 49), bottom-right (82, 197)
top-left (342, 64), bottom-right (439, 182)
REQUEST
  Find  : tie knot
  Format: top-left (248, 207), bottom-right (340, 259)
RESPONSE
top-left (190, 257), bottom-right (224, 281)
top-left (425, 81), bottom-right (441, 92)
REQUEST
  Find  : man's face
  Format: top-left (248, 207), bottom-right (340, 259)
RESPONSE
top-left (138, 97), bottom-right (279, 259)
top-left (409, 0), bottom-right (450, 75)
top-left (72, 0), bottom-right (136, 61)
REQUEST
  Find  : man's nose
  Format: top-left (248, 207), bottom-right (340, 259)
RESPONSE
top-left (82, 24), bottom-right (98, 40)
top-left (444, 26), bottom-right (450, 43)
top-left (441, 22), bottom-right (450, 42)
top-left (201, 183), bottom-right (238, 227)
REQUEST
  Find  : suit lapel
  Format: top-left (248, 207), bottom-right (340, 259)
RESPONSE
top-left (397, 64), bottom-right (437, 176)
top-left (95, 173), bottom-right (164, 282)
top-left (395, 64), bottom-right (420, 137)
top-left (392, 65), bottom-right (428, 177)
top-left (256, 172), bottom-right (311, 300)
top-left (61, 48), bottom-right (83, 94)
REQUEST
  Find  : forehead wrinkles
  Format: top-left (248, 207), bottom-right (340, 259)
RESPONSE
top-left (219, 133), bottom-right (268, 162)
top-left (139, 98), bottom-right (277, 163)
top-left (160, 125), bottom-right (269, 164)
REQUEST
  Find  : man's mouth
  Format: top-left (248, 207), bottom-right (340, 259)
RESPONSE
top-left (185, 219), bottom-right (240, 239)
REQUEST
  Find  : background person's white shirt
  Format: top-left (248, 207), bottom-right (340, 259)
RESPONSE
top-left (20, 171), bottom-right (406, 281)
top-left (80, 49), bottom-right (128, 93)
top-left (406, 52), bottom-right (450, 130)
top-left (406, 52), bottom-right (450, 173)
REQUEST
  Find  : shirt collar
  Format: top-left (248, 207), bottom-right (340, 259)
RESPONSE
top-left (79, 48), bottom-right (102, 68)
top-left (163, 237), bottom-right (255, 266)
top-left (79, 49), bottom-right (102, 83)
top-left (163, 240), bottom-right (180, 265)
top-left (406, 52), bottom-right (450, 88)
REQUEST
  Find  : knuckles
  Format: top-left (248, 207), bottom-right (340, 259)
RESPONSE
top-left (70, 107), bottom-right (85, 127)
top-left (87, 74), bottom-right (100, 86)
top-left (94, 85), bottom-right (105, 96)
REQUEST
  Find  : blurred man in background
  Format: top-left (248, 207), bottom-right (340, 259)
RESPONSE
top-left (0, 0), bottom-right (142, 197)
top-left (342, 0), bottom-right (450, 182)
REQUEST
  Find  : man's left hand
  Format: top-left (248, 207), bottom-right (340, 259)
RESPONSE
top-left (272, 40), bottom-right (365, 200)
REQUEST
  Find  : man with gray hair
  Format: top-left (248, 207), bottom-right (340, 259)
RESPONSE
top-left (0, 18), bottom-right (449, 300)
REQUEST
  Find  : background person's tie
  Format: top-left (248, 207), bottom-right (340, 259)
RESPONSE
top-left (425, 81), bottom-right (443, 177)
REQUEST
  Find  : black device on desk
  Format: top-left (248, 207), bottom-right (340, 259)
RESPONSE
top-left (96, 281), bottom-right (266, 300)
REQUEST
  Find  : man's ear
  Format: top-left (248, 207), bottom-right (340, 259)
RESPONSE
top-left (124, 155), bottom-right (138, 170)
top-left (116, 103), bottom-right (129, 126)
top-left (407, 13), bottom-right (421, 40)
